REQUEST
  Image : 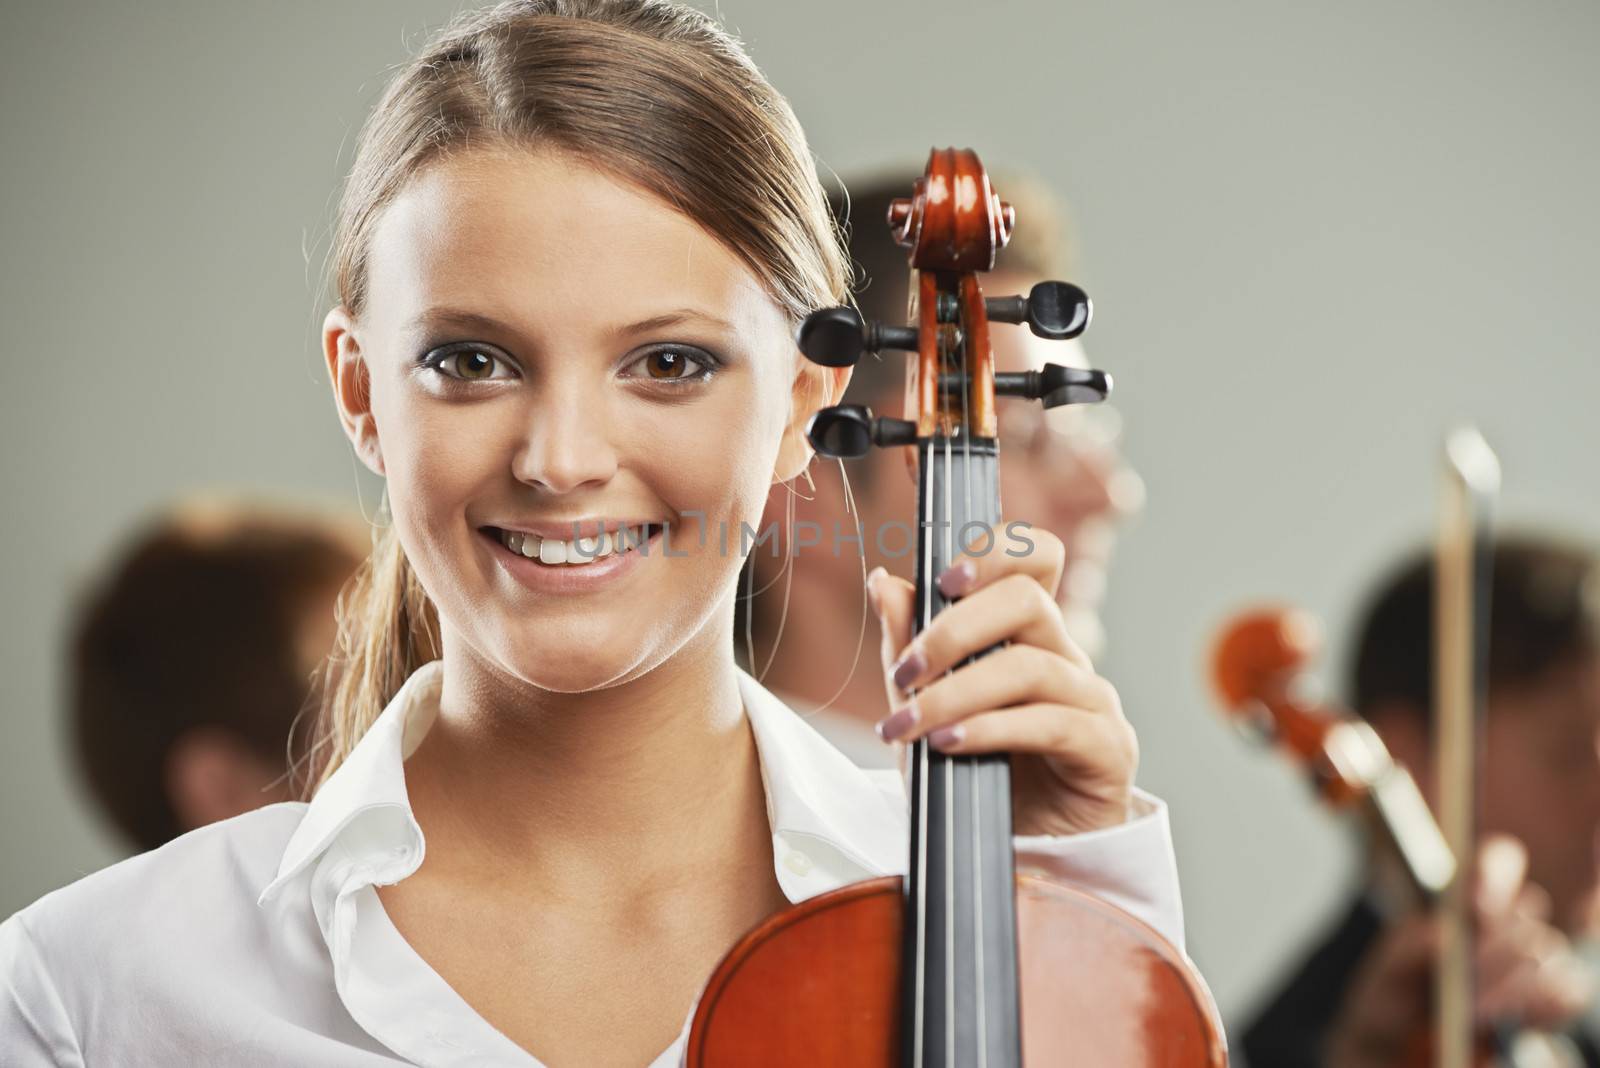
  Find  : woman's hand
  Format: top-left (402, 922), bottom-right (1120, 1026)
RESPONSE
top-left (866, 523), bottom-right (1137, 837)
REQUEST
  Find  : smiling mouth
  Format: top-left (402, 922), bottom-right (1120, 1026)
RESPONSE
top-left (482, 523), bottom-right (666, 566)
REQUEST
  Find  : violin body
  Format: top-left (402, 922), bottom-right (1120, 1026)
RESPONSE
top-left (687, 874), bottom-right (1227, 1067)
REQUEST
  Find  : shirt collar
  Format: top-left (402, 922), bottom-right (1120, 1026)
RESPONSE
top-left (736, 667), bottom-right (905, 883)
top-left (259, 660), bottom-right (905, 907)
top-left (257, 662), bottom-right (439, 905)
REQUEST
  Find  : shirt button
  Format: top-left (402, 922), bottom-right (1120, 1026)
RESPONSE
top-left (784, 850), bottom-right (812, 876)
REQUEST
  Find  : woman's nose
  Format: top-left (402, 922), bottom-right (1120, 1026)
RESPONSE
top-left (510, 383), bottom-right (620, 493)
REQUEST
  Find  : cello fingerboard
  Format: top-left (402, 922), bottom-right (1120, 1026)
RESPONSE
top-left (901, 433), bottom-right (1022, 1068)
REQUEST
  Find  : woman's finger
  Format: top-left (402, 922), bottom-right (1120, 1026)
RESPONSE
top-left (883, 573), bottom-right (1087, 697)
top-left (935, 520), bottom-right (1067, 608)
top-left (910, 701), bottom-right (1136, 774)
top-left (875, 643), bottom-right (1116, 744)
top-left (868, 567), bottom-right (916, 707)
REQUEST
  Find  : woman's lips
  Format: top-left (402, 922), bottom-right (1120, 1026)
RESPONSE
top-left (479, 523), bottom-right (666, 594)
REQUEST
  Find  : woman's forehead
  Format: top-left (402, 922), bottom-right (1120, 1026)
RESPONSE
top-left (363, 147), bottom-right (779, 337)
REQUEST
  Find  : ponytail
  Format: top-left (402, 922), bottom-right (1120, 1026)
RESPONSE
top-left (298, 518), bottom-right (439, 797)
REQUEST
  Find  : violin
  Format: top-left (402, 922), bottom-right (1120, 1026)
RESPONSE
top-left (686, 148), bottom-right (1226, 1066)
top-left (1209, 430), bottom-right (1583, 1068)
top-left (1210, 608), bottom-right (1456, 901)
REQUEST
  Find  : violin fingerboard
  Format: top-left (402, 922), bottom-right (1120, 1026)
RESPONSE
top-left (902, 434), bottom-right (1022, 1068)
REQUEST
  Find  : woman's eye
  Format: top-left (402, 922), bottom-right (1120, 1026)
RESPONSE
top-left (447, 351), bottom-right (497, 379)
top-left (626, 346), bottom-right (719, 384)
top-left (422, 345), bottom-right (514, 382)
top-left (644, 350), bottom-right (690, 379)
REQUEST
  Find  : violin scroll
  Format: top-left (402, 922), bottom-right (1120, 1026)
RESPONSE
top-left (1209, 606), bottom-right (1455, 897)
top-left (1210, 607), bottom-right (1322, 714)
top-left (796, 147), bottom-right (1109, 454)
top-left (886, 147), bottom-right (1014, 270)
top-left (1210, 607), bottom-right (1391, 809)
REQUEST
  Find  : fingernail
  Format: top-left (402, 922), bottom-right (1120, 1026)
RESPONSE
top-left (891, 645), bottom-right (925, 691)
top-left (936, 559), bottom-right (976, 597)
top-left (876, 698), bottom-right (920, 742)
top-left (928, 725), bottom-right (965, 750)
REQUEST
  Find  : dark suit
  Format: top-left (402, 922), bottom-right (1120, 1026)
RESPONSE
top-left (1239, 895), bottom-right (1600, 1067)
top-left (1239, 897), bottom-right (1384, 1067)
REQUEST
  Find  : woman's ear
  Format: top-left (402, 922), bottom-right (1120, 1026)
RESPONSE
top-left (772, 356), bottom-right (851, 485)
top-left (323, 305), bottom-right (385, 477)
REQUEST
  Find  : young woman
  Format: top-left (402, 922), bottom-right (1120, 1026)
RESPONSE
top-left (0, 2), bottom-right (1202, 1064)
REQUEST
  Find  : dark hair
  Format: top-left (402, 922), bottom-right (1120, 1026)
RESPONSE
top-left (70, 503), bottom-right (365, 851)
top-left (1351, 534), bottom-right (1600, 725)
top-left (833, 167), bottom-right (1077, 410)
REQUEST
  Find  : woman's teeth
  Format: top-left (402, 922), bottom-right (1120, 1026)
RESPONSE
top-left (497, 525), bottom-right (655, 566)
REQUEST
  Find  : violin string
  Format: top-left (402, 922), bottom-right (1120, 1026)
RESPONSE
top-left (913, 319), bottom-right (933, 1068)
top-left (943, 409), bottom-right (956, 1066)
top-left (963, 275), bottom-right (988, 1068)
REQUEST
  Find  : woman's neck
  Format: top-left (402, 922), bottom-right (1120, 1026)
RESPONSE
top-left (403, 621), bottom-right (770, 901)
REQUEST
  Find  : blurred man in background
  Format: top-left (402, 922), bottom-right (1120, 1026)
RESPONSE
top-left (68, 499), bottom-right (366, 853)
top-left (1242, 536), bottom-right (1600, 1066)
top-left (738, 168), bottom-right (1144, 765)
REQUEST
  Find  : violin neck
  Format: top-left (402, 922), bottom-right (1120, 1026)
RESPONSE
top-left (901, 433), bottom-right (1022, 1068)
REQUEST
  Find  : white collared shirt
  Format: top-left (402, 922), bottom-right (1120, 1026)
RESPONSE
top-left (1, 661), bottom-right (1198, 1067)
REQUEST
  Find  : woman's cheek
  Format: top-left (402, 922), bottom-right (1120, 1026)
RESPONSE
top-left (726, 413), bottom-right (785, 537)
top-left (382, 401), bottom-right (498, 586)
top-left (393, 414), bottom-right (476, 518)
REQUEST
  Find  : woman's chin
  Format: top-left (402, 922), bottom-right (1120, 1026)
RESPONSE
top-left (483, 625), bottom-right (660, 694)
top-left (457, 565), bottom-right (727, 692)
top-left (495, 649), bottom-right (629, 694)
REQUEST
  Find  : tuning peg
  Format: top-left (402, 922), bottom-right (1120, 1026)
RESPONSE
top-left (994, 363), bottom-right (1111, 407)
top-left (797, 307), bottom-right (919, 367)
top-left (807, 404), bottom-right (871, 457)
top-left (1042, 369), bottom-right (1112, 410)
top-left (985, 281), bottom-right (1092, 340)
top-left (1039, 363), bottom-right (1111, 409)
top-left (805, 405), bottom-right (918, 459)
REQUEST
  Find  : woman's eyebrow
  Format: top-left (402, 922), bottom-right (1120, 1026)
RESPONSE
top-left (611, 308), bottom-right (736, 337)
top-left (404, 306), bottom-right (736, 338)
top-left (406, 308), bottom-right (513, 336)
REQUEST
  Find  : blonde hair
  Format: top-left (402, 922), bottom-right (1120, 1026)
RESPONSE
top-left (303, 0), bottom-right (848, 795)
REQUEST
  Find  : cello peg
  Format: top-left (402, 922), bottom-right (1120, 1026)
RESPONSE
top-left (797, 307), bottom-right (920, 368)
top-left (985, 281), bottom-right (1092, 340)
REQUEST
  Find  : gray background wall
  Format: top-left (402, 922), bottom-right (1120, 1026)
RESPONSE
top-left (3, 0), bottom-right (1596, 1031)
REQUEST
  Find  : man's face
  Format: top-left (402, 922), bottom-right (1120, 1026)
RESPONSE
top-left (1482, 657), bottom-right (1600, 931)
top-left (986, 272), bottom-right (1143, 657)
